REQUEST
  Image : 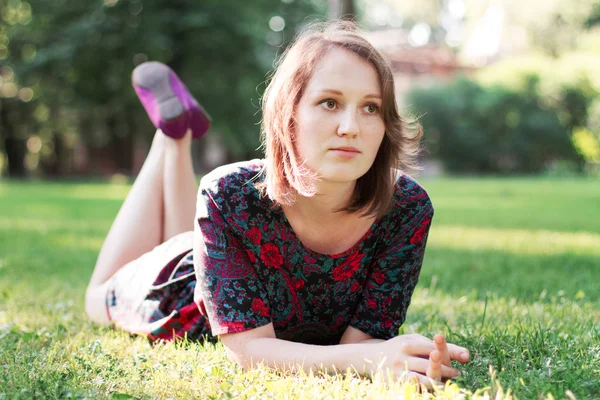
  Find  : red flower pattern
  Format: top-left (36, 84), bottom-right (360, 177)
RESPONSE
top-left (260, 242), bottom-right (284, 269)
top-left (410, 217), bottom-right (431, 245)
top-left (294, 279), bottom-right (305, 290)
top-left (221, 320), bottom-right (246, 332)
top-left (246, 249), bottom-right (256, 263)
top-left (246, 226), bottom-right (262, 245)
top-left (332, 251), bottom-right (365, 282)
top-left (372, 269), bottom-right (386, 285)
top-left (367, 298), bottom-right (378, 310)
top-left (251, 298), bottom-right (270, 317)
top-left (109, 160), bottom-right (433, 346)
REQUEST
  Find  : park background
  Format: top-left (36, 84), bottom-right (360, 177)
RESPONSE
top-left (1, 0), bottom-right (599, 399)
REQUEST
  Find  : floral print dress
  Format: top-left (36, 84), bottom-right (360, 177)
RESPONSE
top-left (106, 159), bottom-right (434, 345)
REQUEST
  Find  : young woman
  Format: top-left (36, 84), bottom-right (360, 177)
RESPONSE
top-left (85, 21), bottom-right (470, 386)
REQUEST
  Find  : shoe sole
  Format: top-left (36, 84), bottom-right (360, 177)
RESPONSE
top-left (132, 62), bottom-right (185, 121)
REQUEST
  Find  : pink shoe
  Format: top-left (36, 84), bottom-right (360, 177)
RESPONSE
top-left (132, 62), bottom-right (211, 139)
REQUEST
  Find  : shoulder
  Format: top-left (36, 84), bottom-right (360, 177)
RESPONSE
top-left (372, 171), bottom-right (434, 247)
top-left (388, 170), bottom-right (434, 220)
top-left (197, 159), bottom-right (269, 230)
top-left (199, 159), bottom-right (264, 196)
top-left (393, 171), bottom-right (431, 203)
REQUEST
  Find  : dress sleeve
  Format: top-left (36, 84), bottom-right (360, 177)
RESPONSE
top-left (349, 196), bottom-right (434, 340)
top-left (193, 185), bottom-right (272, 336)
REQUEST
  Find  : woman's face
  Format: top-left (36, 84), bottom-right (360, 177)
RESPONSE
top-left (294, 47), bottom-right (386, 185)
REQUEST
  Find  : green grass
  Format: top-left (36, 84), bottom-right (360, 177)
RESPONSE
top-left (1, 177), bottom-right (599, 399)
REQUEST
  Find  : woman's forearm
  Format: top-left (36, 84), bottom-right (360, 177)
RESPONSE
top-left (242, 337), bottom-right (377, 375)
top-left (228, 333), bottom-right (466, 384)
top-left (360, 339), bottom-right (385, 344)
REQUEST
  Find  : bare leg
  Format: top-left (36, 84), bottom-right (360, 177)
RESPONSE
top-left (85, 130), bottom-right (196, 324)
top-left (89, 131), bottom-right (166, 288)
top-left (85, 131), bottom-right (165, 324)
top-left (85, 129), bottom-right (198, 324)
top-left (162, 130), bottom-right (197, 240)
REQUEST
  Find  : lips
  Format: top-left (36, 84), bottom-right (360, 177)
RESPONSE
top-left (331, 146), bottom-right (360, 153)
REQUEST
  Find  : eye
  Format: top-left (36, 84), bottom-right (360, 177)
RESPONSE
top-left (364, 103), bottom-right (380, 114)
top-left (320, 99), bottom-right (337, 110)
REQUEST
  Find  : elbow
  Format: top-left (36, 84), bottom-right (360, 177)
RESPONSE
top-left (220, 333), bottom-right (259, 371)
top-left (220, 324), bottom-right (277, 370)
top-left (224, 345), bottom-right (251, 370)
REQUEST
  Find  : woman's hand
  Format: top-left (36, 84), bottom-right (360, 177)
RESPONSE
top-left (370, 334), bottom-right (470, 386)
top-left (426, 334), bottom-right (468, 382)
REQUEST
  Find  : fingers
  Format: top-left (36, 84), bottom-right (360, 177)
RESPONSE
top-left (399, 338), bottom-right (436, 358)
top-left (402, 356), bottom-right (461, 379)
top-left (433, 334), bottom-right (452, 366)
top-left (404, 334), bottom-right (470, 364)
top-left (403, 371), bottom-right (435, 388)
top-left (446, 343), bottom-right (470, 364)
top-left (426, 350), bottom-right (442, 381)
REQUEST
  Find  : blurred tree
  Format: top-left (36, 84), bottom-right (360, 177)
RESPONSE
top-left (359, 0), bottom-right (599, 57)
top-left (475, 52), bottom-right (600, 140)
top-left (0, 98), bottom-right (31, 177)
top-left (329, 0), bottom-right (356, 20)
top-left (408, 77), bottom-right (586, 174)
top-left (1, 0), bottom-right (321, 177)
top-left (0, 0), bottom-right (36, 177)
top-left (586, 2), bottom-right (600, 27)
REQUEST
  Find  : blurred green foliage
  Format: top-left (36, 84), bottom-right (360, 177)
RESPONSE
top-left (3, 0), bottom-right (600, 178)
top-left (408, 52), bottom-right (600, 175)
top-left (0, 0), bottom-right (324, 177)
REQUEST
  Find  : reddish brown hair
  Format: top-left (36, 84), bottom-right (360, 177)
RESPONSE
top-left (259, 20), bottom-right (422, 218)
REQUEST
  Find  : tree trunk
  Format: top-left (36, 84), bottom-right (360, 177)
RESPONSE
top-left (0, 99), bottom-right (27, 178)
top-left (108, 108), bottom-right (134, 175)
top-left (329, 0), bottom-right (356, 20)
top-left (40, 104), bottom-right (64, 177)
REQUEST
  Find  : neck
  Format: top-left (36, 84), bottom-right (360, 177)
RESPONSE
top-left (290, 180), bottom-right (356, 221)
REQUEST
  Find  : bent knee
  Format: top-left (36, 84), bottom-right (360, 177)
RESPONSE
top-left (85, 283), bottom-right (110, 326)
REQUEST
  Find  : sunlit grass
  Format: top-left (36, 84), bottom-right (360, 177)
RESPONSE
top-left (0, 218), bottom-right (110, 232)
top-left (429, 225), bottom-right (600, 256)
top-left (423, 176), bottom-right (600, 234)
top-left (0, 177), bottom-right (599, 399)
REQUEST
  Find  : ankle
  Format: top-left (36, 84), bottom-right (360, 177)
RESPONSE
top-left (163, 129), bottom-right (192, 151)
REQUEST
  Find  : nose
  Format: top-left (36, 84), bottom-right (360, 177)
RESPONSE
top-left (337, 109), bottom-right (359, 138)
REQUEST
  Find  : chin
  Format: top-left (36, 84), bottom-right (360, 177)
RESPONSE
top-left (319, 166), bottom-right (369, 183)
